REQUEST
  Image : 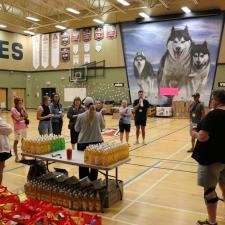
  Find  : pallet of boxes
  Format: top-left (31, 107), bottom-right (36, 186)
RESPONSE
top-left (172, 100), bottom-right (192, 118)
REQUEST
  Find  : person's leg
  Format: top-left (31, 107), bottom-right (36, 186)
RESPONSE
top-left (219, 167), bottom-right (225, 201)
top-left (120, 131), bottom-right (124, 143)
top-left (0, 161), bottom-right (5, 185)
top-left (59, 120), bottom-right (63, 135)
top-left (119, 123), bottom-right (124, 143)
top-left (141, 125), bottom-right (146, 144)
top-left (79, 166), bottom-right (89, 179)
top-left (48, 121), bottom-right (53, 135)
top-left (89, 169), bottom-right (98, 181)
top-left (13, 137), bottom-right (19, 162)
top-left (125, 124), bottom-right (130, 143)
top-left (52, 122), bottom-right (59, 135)
top-left (135, 125), bottom-right (140, 144)
top-left (38, 122), bottom-right (48, 135)
top-left (70, 129), bottom-right (76, 149)
top-left (21, 129), bottom-right (27, 160)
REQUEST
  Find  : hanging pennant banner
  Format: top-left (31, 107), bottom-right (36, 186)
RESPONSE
top-left (32, 35), bottom-right (40, 69)
top-left (95, 41), bottom-right (102, 52)
top-left (106, 25), bottom-right (117, 40)
top-left (61, 31), bottom-right (70, 46)
top-left (51, 33), bottom-right (60, 68)
top-left (71, 29), bottom-right (80, 43)
top-left (94, 27), bottom-right (104, 41)
top-left (60, 47), bottom-right (70, 62)
top-left (84, 42), bottom-right (90, 53)
top-left (73, 44), bottom-right (79, 54)
top-left (73, 54), bottom-right (79, 65)
top-left (41, 34), bottom-right (49, 68)
top-left (83, 28), bottom-right (92, 42)
top-left (84, 53), bottom-right (90, 64)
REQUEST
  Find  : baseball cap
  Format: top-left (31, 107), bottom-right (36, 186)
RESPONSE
top-left (192, 92), bottom-right (200, 97)
top-left (83, 97), bottom-right (94, 106)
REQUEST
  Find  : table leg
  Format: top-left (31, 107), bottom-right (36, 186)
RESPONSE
top-left (115, 167), bottom-right (123, 200)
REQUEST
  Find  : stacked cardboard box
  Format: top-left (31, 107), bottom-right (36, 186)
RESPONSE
top-left (172, 101), bottom-right (192, 118)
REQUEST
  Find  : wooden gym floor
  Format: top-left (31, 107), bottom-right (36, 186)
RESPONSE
top-left (1, 111), bottom-right (225, 225)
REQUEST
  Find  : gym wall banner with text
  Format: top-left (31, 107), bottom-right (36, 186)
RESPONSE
top-left (120, 15), bottom-right (223, 106)
top-left (0, 31), bottom-right (31, 71)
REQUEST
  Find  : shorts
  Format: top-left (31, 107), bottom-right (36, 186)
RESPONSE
top-left (135, 119), bottom-right (147, 126)
top-left (119, 123), bottom-right (131, 133)
top-left (197, 163), bottom-right (225, 188)
top-left (70, 129), bottom-right (79, 144)
top-left (190, 122), bottom-right (197, 136)
top-left (14, 128), bottom-right (27, 141)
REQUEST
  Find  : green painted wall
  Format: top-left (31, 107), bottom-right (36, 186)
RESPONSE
top-left (0, 71), bottom-right (26, 109)
top-left (214, 65), bottom-right (225, 89)
top-left (26, 68), bottom-right (129, 109)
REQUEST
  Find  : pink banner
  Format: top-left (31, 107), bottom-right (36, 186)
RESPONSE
top-left (160, 88), bottom-right (178, 96)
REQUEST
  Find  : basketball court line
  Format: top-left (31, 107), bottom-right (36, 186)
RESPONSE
top-left (112, 145), bottom-right (191, 219)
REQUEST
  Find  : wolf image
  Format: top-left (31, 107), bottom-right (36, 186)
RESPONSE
top-left (158, 26), bottom-right (192, 97)
top-left (189, 41), bottom-right (210, 94)
top-left (133, 52), bottom-right (156, 97)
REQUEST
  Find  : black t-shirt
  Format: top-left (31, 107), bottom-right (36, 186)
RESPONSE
top-left (133, 99), bottom-right (150, 120)
top-left (192, 109), bottom-right (225, 165)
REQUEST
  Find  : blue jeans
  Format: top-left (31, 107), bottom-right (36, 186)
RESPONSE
top-left (38, 121), bottom-right (52, 135)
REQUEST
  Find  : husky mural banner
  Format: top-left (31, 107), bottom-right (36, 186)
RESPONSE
top-left (41, 34), bottom-right (49, 68)
top-left (120, 15), bottom-right (223, 106)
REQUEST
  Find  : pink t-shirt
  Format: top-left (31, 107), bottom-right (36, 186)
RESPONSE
top-left (11, 107), bottom-right (28, 131)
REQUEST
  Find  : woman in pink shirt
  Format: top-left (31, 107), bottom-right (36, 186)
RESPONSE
top-left (11, 97), bottom-right (28, 162)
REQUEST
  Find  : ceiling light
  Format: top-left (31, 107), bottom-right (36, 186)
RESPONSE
top-left (55, 25), bottom-right (66, 30)
top-left (66, 7), bottom-right (80, 14)
top-left (93, 19), bottom-right (104, 24)
top-left (139, 12), bottom-right (149, 19)
top-left (181, 6), bottom-right (191, 13)
top-left (26, 16), bottom-right (40, 22)
top-left (24, 30), bottom-right (35, 35)
top-left (0, 24), bottom-right (7, 28)
top-left (117, 0), bottom-right (130, 6)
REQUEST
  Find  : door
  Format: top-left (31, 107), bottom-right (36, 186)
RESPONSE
top-left (11, 88), bottom-right (26, 108)
top-left (41, 88), bottom-right (56, 101)
top-left (0, 88), bottom-right (7, 110)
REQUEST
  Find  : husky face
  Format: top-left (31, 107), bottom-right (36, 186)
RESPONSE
top-left (167, 26), bottom-right (192, 61)
top-left (191, 41), bottom-right (210, 70)
top-left (134, 52), bottom-right (146, 75)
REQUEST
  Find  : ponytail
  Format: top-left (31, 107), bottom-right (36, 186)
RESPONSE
top-left (88, 104), bottom-right (96, 126)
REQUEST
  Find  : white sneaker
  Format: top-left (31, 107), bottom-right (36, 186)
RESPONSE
top-left (143, 140), bottom-right (147, 145)
top-left (134, 140), bottom-right (139, 145)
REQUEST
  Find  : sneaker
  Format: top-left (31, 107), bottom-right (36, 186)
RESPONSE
top-left (134, 140), bottom-right (139, 145)
top-left (187, 148), bottom-right (194, 153)
top-left (197, 220), bottom-right (217, 225)
top-left (142, 140), bottom-right (147, 145)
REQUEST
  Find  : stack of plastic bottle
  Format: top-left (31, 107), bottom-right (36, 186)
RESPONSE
top-left (84, 143), bottom-right (129, 166)
top-left (22, 135), bottom-right (66, 155)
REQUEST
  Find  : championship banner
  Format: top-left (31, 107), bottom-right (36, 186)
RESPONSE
top-left (61, 31), bottom-right (70, 46)
top-left (95, 41), bottom-right (102, 52)
top-left (83, 28), bottom-right (92, 42)
top-left (84, 53), bottom-right (90, 64)
top-left (106, 25), bottom-right (117, 40)
top-left (32, 35), bottom-right (40, 69)
top-left (73, 44), bottom-right (79, 54)
top-left (73, 54), bottom-right (79, 65)
top-left (51, 33), bottom-right (60, 68)
top-left (41, 34), bottom-right (49, 68)
top-left (71, 29), bottom-right (80, 43)
top-left (84, 42), bottom-right (90, 53)
top-left (60, 47), bottom-right (70, 62)
top-left (94, 27), bottom-right (104, 41)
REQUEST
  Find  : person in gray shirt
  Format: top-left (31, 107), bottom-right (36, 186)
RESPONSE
top-left (188, 92), bottom-right (205, 152)
top-left (75, 97), bottom-right (105, 181)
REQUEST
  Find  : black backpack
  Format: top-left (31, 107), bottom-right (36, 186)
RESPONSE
top-left (27, 160), bottom-right (48, 181)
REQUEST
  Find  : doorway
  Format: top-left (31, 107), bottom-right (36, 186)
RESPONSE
top-left (41, 88), bottom-right (56, 101)
top-left (0, 88), bottom-right (7, 110)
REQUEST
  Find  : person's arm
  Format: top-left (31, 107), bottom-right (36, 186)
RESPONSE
top-left (125, 107), bottom-right (132, 117)
top-left (133, 100), bottom-right (140, 111)
top-left (200, 104), bottom-right (205, 120)
top-left (75, 115), bottom-right (81, 132)
top-left (59, 104), bottom-right (64, 118)
top-left (37, 106), bottom-right (52, 120)
top-left (192, 130), bottom-right (209, 142)
top-left (119, 107), bottom-right (126, 116)
top-left (67, 107), bottom-right (74, 119)
top-left (11, 108), bottom-right (24, 122)
top-left (99, 113), bottom-right (105, 130)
